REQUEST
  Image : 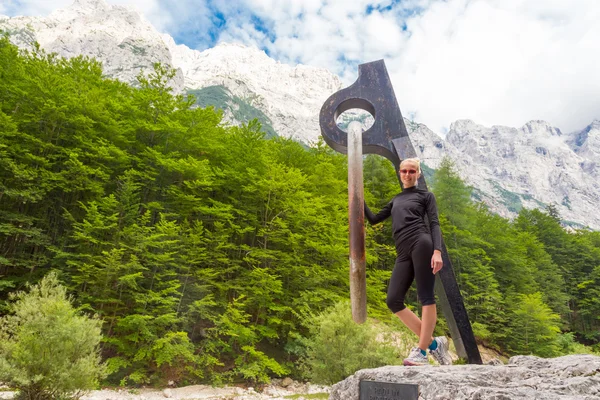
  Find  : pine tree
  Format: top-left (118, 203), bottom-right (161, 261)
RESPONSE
top-left (507, 292), bottom-right (561, 357)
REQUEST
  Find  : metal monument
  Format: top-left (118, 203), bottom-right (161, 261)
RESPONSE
top-left (319, 59), bottom-right (482, 364)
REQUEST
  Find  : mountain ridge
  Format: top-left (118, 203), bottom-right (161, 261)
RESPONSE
top-left (1, 0), bottom-right (599, 229)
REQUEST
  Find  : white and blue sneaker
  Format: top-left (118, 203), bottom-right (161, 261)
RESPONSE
top-left (430, 336), bottom-right (452, 365)
top-left (403, 347), bottom-right (428, 366)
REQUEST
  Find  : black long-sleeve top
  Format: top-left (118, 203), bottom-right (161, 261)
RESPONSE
top-left (364, 186), bottom-right (443, 251)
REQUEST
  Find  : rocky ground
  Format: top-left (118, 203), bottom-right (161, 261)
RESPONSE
top-left (0, 379), bottom-right (329, 400)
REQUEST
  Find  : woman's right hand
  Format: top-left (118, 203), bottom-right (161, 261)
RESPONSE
top-left (431, 250), bottom-right (443, 274)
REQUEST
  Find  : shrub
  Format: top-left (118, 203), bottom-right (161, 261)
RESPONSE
top-left (0, 272), bottom-right (106, 400)
top-left (556, 332), bottom-right (598, 355)
top-left (300, 301), bottom-right (402, 385)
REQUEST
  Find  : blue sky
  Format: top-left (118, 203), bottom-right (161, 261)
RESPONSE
top-left (3, 0), bottom-right (600, 134)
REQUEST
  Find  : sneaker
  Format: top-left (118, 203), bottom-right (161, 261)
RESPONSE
top-left (430, 336), bottom-right (452, 365)
top-left (403, 347), bottom-right (428, 366)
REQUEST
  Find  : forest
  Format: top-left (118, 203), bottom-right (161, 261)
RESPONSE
top-left (0, 35), bottom-right (599, 387)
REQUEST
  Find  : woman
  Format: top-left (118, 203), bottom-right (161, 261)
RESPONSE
top-left (364, 157), bottom-right (452, 366)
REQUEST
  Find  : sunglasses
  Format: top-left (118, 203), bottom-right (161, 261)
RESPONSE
top-left (400, 169), bottom-right (417, 175)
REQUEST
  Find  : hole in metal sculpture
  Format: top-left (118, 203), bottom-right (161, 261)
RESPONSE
top-left (336, 108), bottom-right (374, 133)
top-left (334, 98), bottom-right (376, 133)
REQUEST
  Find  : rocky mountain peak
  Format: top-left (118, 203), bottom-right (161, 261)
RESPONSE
top-left (582, 119), bottom-right (600, 138)
top-left (521, 120), bottom-right (562, 136)
top-left (70, 0), bottom-right (110, 13)
top-left (164, 35), bottom-right (341, 142)
top-left (48, 0), bottom-right (113, 22)
top-left (567, 119), bottom-right (600, 151)
top-left (1, 0), bottom-right (183, 91)
top-left (445, 119), bottom-right (485, 147)
top-left (448, 119), bottom-right (479, 132)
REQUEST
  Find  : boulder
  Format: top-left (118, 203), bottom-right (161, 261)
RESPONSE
top-left (330, 354), bottom-right (600, 399)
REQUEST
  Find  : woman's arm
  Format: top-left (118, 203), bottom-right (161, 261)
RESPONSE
top-left (364, 200), bottom-right (393, 225)
top-left (426, 193), bottom-right (444, 274)
top-left (426, 193), bottom-right (443, 251)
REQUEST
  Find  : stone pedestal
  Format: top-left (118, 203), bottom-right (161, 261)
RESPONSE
top-left (330, 355), bottom-right (600, 400)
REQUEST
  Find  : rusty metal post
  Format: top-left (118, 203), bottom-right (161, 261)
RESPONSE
top-left (347, 121), bottom-right (367, 324)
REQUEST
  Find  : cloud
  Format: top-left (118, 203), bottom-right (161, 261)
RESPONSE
top-left (198, 0), bottom-right (600, 134)
top-left (114, 0), bottom-right (171, 32)
top-left (4, 0), bottom-right (600, 134)
top-left (387, 0), bottom-right (600, 134)
top-left (1, 0), bottom-right (74, 16)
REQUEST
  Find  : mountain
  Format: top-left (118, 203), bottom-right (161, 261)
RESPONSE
top-left (0, 0), bottom-right (185, 90)
top-left (163, 36), bottom-right (342, 143)
top-left (2, 0), bottom-right (599, 229)
top-left (427, 120), bottom-right (600, 227)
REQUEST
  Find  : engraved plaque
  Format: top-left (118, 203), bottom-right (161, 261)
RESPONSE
top-left (359, 380), bottom-right (419, 400)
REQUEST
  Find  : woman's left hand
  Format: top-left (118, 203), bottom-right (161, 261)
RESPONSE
top-left (431, 250), bottom-right (443, 274)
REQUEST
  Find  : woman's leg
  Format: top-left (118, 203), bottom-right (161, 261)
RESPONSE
top-left (419, 304), bottom-right (437, 350)
top-left (386, 256), bottom-right (414, 315)
top-left (395, 307), bottom-right (434, 345)
top-left (412, 234), bottom-right (437, 351)
top-left (388, 254), bottom-right (435, 345)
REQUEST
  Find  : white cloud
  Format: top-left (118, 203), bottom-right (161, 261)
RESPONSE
top-left (393, 0), bottom-right (600, 133)
top-left (113, 0), bottom-right (170, 32)
top-left (201, 0), bottom-right (600, 134)
top-left (5, 0), bottom-right (600, 134)
top-left (1, 0), bottom-right (73, 16)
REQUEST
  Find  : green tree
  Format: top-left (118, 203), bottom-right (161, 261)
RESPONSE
top-left (516, 209), bottom-right (600, 343)
top-left (431, 157), bottom-right (472, 227)
top-left (506, 292), bottom-right (561, 357)
top-left (0, 272), bottom-right (106, 400)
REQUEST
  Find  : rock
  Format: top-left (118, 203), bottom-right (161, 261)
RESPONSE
top-left (330, 354), bottom-right (600, 400)
top-left (306, 384), bottom-right (331, 395)
top-left (281, 377), bottom-right (294, 388)
top-left (162, 388), bottom-right (172, 398)
top-left (262, 386), bottom-right (284, 397)
top-left (0, 392), bottom-right (16, 400)
top-left (485, 358), bottom-right (504, 366)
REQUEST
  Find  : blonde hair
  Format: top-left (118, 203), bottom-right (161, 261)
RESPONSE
top-left (400, 157), bottom-right (421, 174)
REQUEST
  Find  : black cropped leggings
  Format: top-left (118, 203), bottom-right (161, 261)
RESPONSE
top-left (386, 233), bottom-right (436, 313)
